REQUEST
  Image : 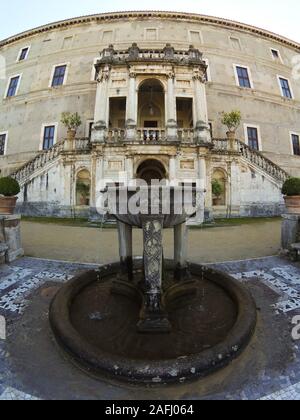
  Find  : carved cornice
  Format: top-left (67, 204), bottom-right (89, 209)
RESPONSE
top-left (1, 11), bottom-right (299, 52)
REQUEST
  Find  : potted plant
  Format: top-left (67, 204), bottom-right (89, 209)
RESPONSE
top-left (282, 177), bottom-right (300, 214)
top-left (212, 179), bottom-right (224, 206)
top-left (221, 110), bottom-right (242, 149)
top-left (61, 112), bottom-right (82, 140)
top-left (0, 177), bottom-right (20, 215)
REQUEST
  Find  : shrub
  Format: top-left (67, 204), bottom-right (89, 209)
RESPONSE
top-left (221, 110), bottom-right (242, 132)
top-left (282, 178), bottom-right (300, 196)
top-left (212, 179), bottom-right (223, 197)
top-left (61, 112), bottom-right (82, 131)
top-left (0, 177), bottom-right (20, 197)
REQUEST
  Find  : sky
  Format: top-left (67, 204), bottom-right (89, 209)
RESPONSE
top-left (0, 0), bottom-right (300, 42)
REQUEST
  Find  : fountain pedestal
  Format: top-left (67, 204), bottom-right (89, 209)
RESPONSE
top-left (137, 215), bottom-right (171, 333)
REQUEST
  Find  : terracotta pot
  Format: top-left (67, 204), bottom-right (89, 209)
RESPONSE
top-left (67, 129), bottom-right (76, 141)
top-left (284, 195), bottom-right (300, 214)
top-left (0, 196), bottom-right (18, 215)
top-left (226, 131), bottom-right (236, 151)
top-left (213, 197), bottom-right (222, 206)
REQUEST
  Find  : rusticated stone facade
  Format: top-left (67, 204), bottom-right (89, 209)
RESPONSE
top-left (0, 11), bottom-right (299, 219)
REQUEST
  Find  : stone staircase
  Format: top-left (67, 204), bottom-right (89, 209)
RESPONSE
top-left (212, 138), bottom-right (288, 183)
top-left (12, 136), bottom-right (288, 187)
top-left (12, 138), bottom-right (91, 186)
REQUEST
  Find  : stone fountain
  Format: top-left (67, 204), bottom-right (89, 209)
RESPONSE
top-left (50, 185), bottom-right (257, 384)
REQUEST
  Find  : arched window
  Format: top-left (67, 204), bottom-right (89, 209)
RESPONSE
top-left (76, 169), bottom-right (91, 206)
top-left (212, 169), bottom-right (226, 206)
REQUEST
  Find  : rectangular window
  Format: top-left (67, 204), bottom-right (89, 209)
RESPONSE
top-left (88, 122), bottom-right (94, 139)
top-left (279, 77), bottom-right (293, 99)
top-left (18, 47), bottom-right (29, 61)
top-left (292, 134), bottom-right (300, 156)
top-left (51, 65), bottom-right (67, 87)
top-left (43, 126), bottom-right (55, 150)
top-left (230, 37), bottom-right (241, 50)
top-left (145, 28), bottom-right (158, 41)
top-left (189, 30), bottom-right (202, 44)
top-left (0, 133), bottom-right (7, 156)
top-left (247, 127), bottom-right (259, 151)
top-left (236, 66), bottom-right (252, 88)
top-left (271, 49), bottom-right (280, 60)
top-left (102, 31), bottom-right (113, 43)
top-left (6, 76), bottom-right (20, 97)
top-left (62, 36), bottom-right (73, 49)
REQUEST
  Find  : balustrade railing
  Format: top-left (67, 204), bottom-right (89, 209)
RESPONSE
top-left (137, 128), bottom-right (166, 143)
top-left (13, 138), bottom-right (91, 185)
top-left (212, 138), bottom-right (288, 182)
top-left (178, 129), bottom-right (194, 143)
top-left (106, 129), bottom-right (126, 143)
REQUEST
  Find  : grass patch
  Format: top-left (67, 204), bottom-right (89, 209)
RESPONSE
top-left (192, 216), bottom-right (281, 229)
top-left (21, 215), bottom-right (281, 229)
top-left (21, 216), bottom-right (115, 228)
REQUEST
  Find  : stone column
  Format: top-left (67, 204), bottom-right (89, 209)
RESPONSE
top-left (169, 156), bottom-right (177, 185)
top-left (137, 215), bottom-right (171, 333)
top-left (166, 72), bottom-right (178, 141)
top-left (117, 221), bottom-right (133, 281)
top-left (125, 72), bottom-right (138, 141)
top-left (125, 155), bottom-right (134, 185)
top-left (198, 155), bottom-right (207, 191)
top-left (174, 222), bottom-right (189, 280)
top-left (193, 70), bottom-right (211, 144)
top-left (92, 65), bottom-right (110, 143)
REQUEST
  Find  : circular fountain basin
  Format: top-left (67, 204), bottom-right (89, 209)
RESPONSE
top-left (106, 186), bottom-right (203, 228)
top-left (49, 260), bottom-right (257, 385)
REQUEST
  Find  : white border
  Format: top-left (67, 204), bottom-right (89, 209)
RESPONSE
top-left (16, 45), bottom-right (31, 62)
top-left (144, 27), bottom-right (159, 41)
top-left (49, 63), bottom-right (69, 88)
top-left (0, 131), bottom-right (8, 155)
top-left (4, 73), bottom-right (22, 98)
top-left (290, 131), bottom-right (300, 156)
top-left (39, 123), bottom-right (58, 151)
top-left (277, 75), bottom-right (294, 99)
top-left (188, 29), bottom-right (203, 44)
top-left (233, 64), bottom-right (254, 89)
top-left (244, 124), bottom-right (262, 151)
top-left (85, 120), bottom-right (94, 138)
top-left (229, 36), bottom-right (242, 50)
top-left (270, 48), bottom-right (283, 63)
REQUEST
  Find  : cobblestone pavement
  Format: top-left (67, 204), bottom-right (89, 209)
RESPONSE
top-left (0, 256), bottom-right (299, 400)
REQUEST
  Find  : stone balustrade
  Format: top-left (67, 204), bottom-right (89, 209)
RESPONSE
top-left (12, 138), bottom-right (91, 185)
top-left (212, 138), bottom-right (288, 182)
top-left (97, 44), bottom-right (206, 67)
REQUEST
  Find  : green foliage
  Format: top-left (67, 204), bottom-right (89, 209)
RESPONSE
top-left (0, 177), bottom-right (20, 197)
top-left (282, 178), bottom-right (300, 196)
top-left (221, 110), bottom-right (242, 132)
top-left (76, 182), bottom-right (90, 195)
top-left (61, 112), bottom-right (82, 131)
top-left (212, 179), bottom-right (223, 197)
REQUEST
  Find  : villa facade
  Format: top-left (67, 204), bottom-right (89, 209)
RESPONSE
top-left (0, 11), bottom-right (299, 219)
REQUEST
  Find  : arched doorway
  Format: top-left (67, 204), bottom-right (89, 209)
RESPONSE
top-left (76, 169), bottom-right (91, 206)
top-left (136, 159), bottom-right (167, 184)
top-left (138, 79), bottom-right (165, 141)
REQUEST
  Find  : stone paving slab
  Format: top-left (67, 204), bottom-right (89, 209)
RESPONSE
top-left (0, 256), bottom-right (299, 400)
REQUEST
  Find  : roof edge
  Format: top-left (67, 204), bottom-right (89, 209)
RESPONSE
top-left (0, 10), bottom-right (299, 51)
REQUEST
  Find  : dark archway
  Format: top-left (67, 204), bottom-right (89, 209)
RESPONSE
top-left (136, 159), bottom-right (167, 184)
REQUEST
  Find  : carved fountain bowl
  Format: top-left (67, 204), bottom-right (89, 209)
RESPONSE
top-left (106, 186), bottom-right (204, 228)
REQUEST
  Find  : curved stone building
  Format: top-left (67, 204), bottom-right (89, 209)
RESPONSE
top-left (0, 11), bottom-right (299, 219)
